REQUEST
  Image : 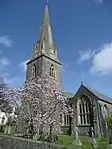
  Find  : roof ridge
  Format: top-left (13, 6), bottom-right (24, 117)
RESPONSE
top-left (82, 84), bottom-right (112, 102)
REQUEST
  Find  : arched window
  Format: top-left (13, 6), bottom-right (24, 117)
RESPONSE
top-left (50, 64), bottom-right (55, 78)
top-left (63, 114), bottom-right (69, 126)
top-left (78, 96), bottom-right (90, 125)
top-left (32, 64), bottom-right (36, 77)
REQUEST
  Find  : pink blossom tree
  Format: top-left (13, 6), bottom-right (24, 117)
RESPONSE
top-left (19, 74), bottom-right (69, 140)
top-left (0, 77), bottom-right (22, 134)
top-left (0, 77), bottom-right (21, 113)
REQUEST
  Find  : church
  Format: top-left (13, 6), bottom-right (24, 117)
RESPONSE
top-left (25, 2), bottom-right (112, 138)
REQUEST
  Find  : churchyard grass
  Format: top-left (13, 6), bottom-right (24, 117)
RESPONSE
top-left (58, 135), bottom-right (108, 149)
top-left (0, 132), bottom-right (108, 149)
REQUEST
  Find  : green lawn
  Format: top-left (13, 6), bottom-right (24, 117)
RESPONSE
top-left (58, 135), bottom-right (108, 149)
top-left (0, 132), bottom-right (108, 149)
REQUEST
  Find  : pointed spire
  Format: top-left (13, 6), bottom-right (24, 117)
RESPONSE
top-left (32, 0), bottom-right (59, 61)
top-left (38, 0), bottom-right (53, 48)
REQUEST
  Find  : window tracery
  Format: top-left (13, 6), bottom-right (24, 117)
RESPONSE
top-left (78, 96), bottom-right (90, 125)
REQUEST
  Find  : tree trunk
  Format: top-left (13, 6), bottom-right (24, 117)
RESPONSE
top-left (39, 124), bottom-right (44, 139)
top-left (68, 116), bottom-right (72, 135)
top-left (49, 125), bottom-right (53, 142)
top-left (29, 118), bottom-right (34, 139)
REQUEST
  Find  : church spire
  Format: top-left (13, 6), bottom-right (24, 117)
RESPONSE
top-left (31, 1), bottom-right (59, 62)
top-left (38, 0), bottom-right (53, 48)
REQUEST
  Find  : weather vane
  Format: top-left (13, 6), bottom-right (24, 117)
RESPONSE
top-left (46, 0), bottom-right (48, 5)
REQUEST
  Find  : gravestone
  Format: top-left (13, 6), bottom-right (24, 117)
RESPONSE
top-left (109, 134), bottom-right (112, 144)
top-left (91, 127), bottom-right (98, 148)
top-left (73, 126), bottom-right (82, 146)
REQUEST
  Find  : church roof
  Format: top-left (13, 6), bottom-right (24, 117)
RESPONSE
top-left (62, 89), bottom-right (74, 98)
top-left (83, 85), bottom-right (112, 103)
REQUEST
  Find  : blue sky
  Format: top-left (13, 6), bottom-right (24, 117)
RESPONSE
top-left (0, 0), bottom-right (112, 96)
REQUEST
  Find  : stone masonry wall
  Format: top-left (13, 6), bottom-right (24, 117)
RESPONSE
top-left (0, 134), bottom-right (75, 149)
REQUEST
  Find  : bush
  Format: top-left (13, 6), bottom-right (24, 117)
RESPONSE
top-left (96, 137), bottom-right (107, 142)
top-left (105, 115), bottom-right (112, 129)
top-left (37, 133), bottom-right (58, 143)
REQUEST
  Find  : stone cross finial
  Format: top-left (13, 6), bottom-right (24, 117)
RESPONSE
top-left (81, 81), bottom-right (83, 85)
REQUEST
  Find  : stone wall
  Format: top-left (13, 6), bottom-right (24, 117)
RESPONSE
top-left (0, 134), bottom-right (75, 149)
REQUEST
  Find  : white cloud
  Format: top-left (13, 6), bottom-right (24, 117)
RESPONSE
top-left (62, 63), bottom-right (69, 77)
top-left (0, 57), bottom-right (10, 83)
top-left (2, 59), bottom-right (28, 87)
top-left (90, 43), bottom-right (112, 75)
top-left (78, 49), bottom-right (96, 63)
top-left (19, 59), bottom-right (29, 72)
top-left (97, 0), bottom-right (103, 3)
top-left (0, 73), bottom-right (9, 78)
top-left (0, 36), bottom-right (13, 47)
top-left (94, 0), bottom-right (103, 3)
top-left (0, 57), bottom-right (10, 66)
top-left (0, 36), bottom-right (12, 79)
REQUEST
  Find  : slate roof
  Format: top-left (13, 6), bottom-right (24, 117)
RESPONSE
top-left (62, 89), bottom-right (74, 98)
top-left (85, 85), bottom-right (112, 103)
top-left (62, 85), bottom-right (112, 103)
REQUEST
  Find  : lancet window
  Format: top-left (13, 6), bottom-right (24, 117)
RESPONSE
top-left (50, 64), bottom-right (55, 78)
top-left (32, 64), bottom-right (36, 77)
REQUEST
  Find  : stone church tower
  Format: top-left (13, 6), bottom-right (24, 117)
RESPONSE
top-left (26, 2), bottom-right (61, 85)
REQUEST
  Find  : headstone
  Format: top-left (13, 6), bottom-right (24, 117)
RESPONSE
top-left (109, 134), bottom-right (112, 144)
top-left (109, 144), bottom-right (112, 149)
top-left (4, 125), bottom-right (8, 133)
top-left (8, 125), bottom-right (11, 134)
top-left (91, 127), bottom-right (98, 148)
top-left (76, 127), bottom-right (79, 139)
top-left (75, 127), bottom-right (82, 146)
top-left (105, 121), bottom-right (109, 139)
top-left (106, 144), bottom-right (110, 149)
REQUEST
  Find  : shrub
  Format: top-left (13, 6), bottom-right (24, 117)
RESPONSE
top-left (96, 137), bottom-right (107, 142)
top-left (37, 133), bottom-right (58, 143)
top-left (105, 115), bottom-right (112, 129)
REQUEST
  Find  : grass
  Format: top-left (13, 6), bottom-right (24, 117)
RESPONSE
top-left (58, 135), bottom-right (73, 147)
top-left (58, 135), bottom-right (108, 149)
top-left (0, 132), bottom-right (108, 149)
